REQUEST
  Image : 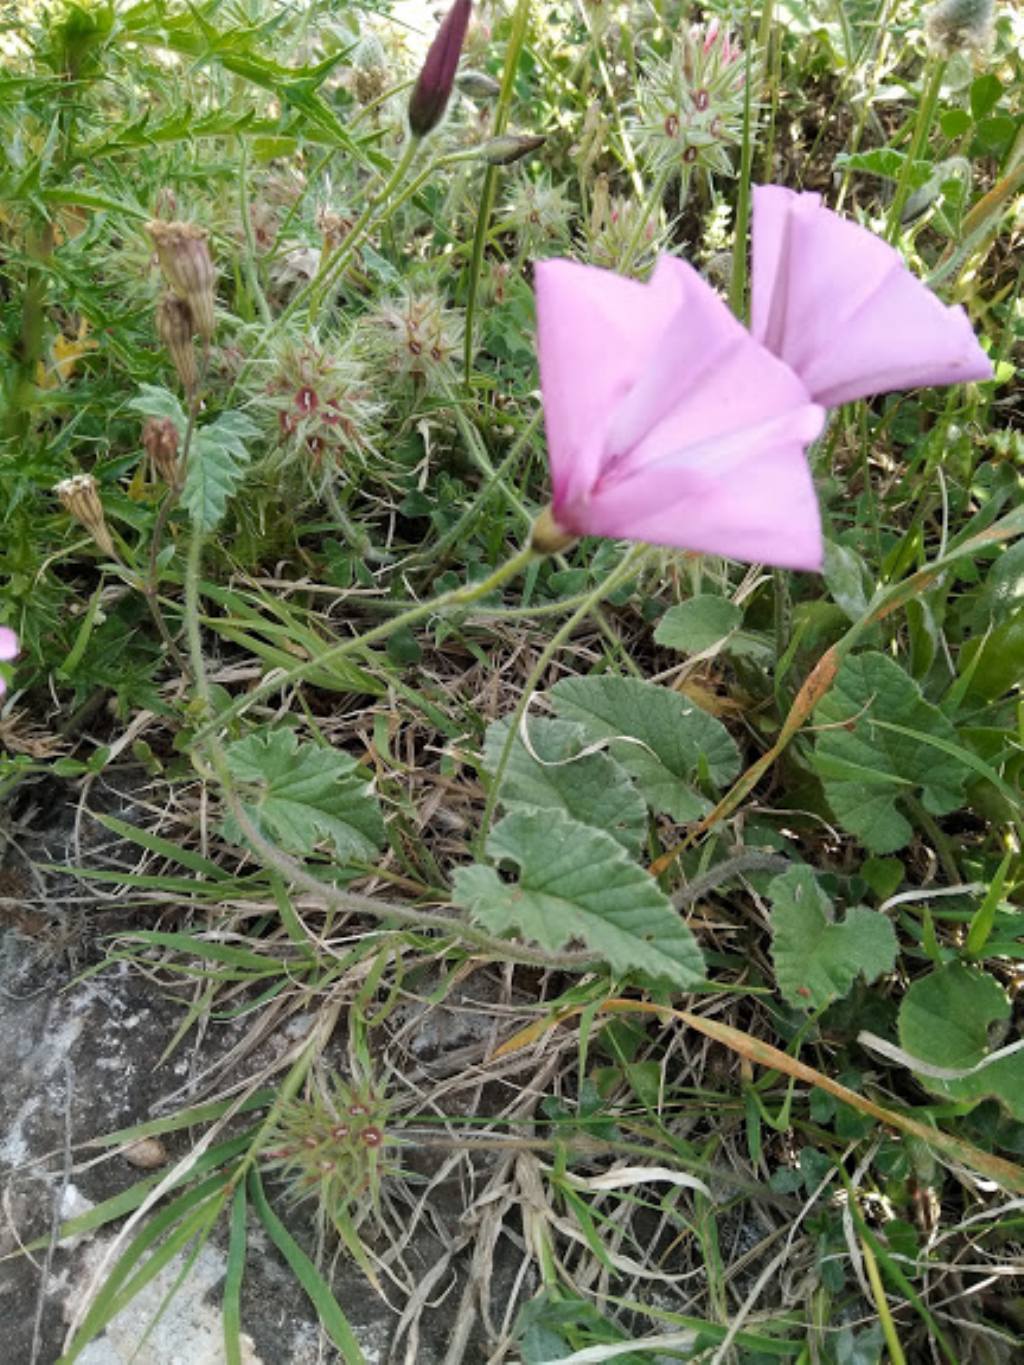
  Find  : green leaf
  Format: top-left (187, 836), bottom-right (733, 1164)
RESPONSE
top-left (224, 730), bottom-right (384, 859)
top-left (813, 652), bottom-right (970, 853)
top-left (898, 963), bottom-right (1024, 1119)
top-left (654, 596), bottom-right (742, 654)
top-left (823, 540), bottom-right (872, 622)
top-left (452, 809), bottom-right (706, 987)
top-left (970, 73), bottom-right (1002, 121)
top-left (126, 383), bottom-right (188, 434)
top-left (483, 716), bottom-right (648, 853)
top-left (184, 410), bottom-right (260, 531)
top-left (249, 1171), bottom-right (367, 1363)
top-left (550, 676), bottom-right (740, 821)
top-left (769, 866), bottom-right (898, 1010)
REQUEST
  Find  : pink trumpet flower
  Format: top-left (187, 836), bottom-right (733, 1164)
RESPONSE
top-left (534, 255), bottom-right (827, 571)
top-left (0, 626), bottom-right (18, 699)
top-left (751, 185), bottom-right (993, 406)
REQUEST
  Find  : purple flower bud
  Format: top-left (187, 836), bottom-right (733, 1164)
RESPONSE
top-left (408, 0), bottom-right (473, 138)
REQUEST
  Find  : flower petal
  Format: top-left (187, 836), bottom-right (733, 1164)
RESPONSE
top-left (534, 257), bottom-right (686, 511)
top-left (555, 255), bottom-right (826, 570)
top-left (582, 405), bottom-right (826, 571)
top-left (0, 626), bottom-right (18, 662)
top-left (751, 185), bottom-right (992, 406)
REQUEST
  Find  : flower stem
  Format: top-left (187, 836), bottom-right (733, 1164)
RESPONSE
top-left (887, 58), bottom-right (946, 240)
top-left (474, 544), bottom-right (648, 857)
top-left (190, 540), bottom-right (539, 745)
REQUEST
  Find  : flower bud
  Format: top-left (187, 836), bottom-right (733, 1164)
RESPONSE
top-left (143, 416), bottom-right (182, 490)
top-left (155, 293), bottom-right (198, 394)
top-left (456, 69), bottom-right (500, 99)
top-left (55, 473), bottom-right (116, 558)
top-left (408, 0), bottom-right (472, 138)
top-left (146, 220), bottom-right (216, 339)
top-left (480, 133), bottom-right (546, 166)
top-left (530, 505), bottom-right (577, 556)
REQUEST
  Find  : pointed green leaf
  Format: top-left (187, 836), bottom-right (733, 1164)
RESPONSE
top-left (224, 730), bottom-right (384, 860)
top-left (550, 675), bottom-right (740, 821)
top-left (769, 866), bottom-right (898, 1010)
top-left (452, 809), bottom-right (706, 987)
top-left (483, 716), bottom-right (647, 852)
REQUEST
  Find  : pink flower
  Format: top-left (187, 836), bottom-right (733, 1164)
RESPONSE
top-left (751, 185), bottom-right (993, 406)
top-left (0, 626), bottom-right (18, 699)
top-left (534, 255), bottom-right (826, 571)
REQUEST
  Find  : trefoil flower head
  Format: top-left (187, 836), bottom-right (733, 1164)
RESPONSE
top-left (635, 20), bottom-right (745, 186)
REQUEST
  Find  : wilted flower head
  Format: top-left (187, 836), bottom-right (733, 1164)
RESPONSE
top-left (925, 0), bottom-right (994, 58)
top-left (636, 21), bottom-right (745, 185)
top-left (408, 0), bottom-right (472, 137)
top-left (147, 220), bottom-right (217, 340)
top-left (750, 185), bottom-right (993, 406)
top-left (366, 291), bottom-right (463, 390)
top-left (534, 255), bottom-right (826, 570)
top-left (155, 292), bottom-right (198, 394)
top-left (55, 473), bottom-right (116, 558)
top-left (0, 627), bottom-right (18, 700)
top-left (143, 416), bottom-right (182, 490)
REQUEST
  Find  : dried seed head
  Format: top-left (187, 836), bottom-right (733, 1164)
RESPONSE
top-left (147, 220), bottom-right (217, 339)
top-left (55, 474), bottom-right (116, 558)
top-left (155, 293), bottom-right (198, 393)
top-left (143, 416), bottom-right (182, 490)
top-left (925, 0), bottom-right (994, 57)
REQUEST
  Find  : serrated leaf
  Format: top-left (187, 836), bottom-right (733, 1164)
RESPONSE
top-left (184, 411), bottom-right (260, 531)
top-left (224, 730), bottom-right (383, 860)
top-left (654, 597), bottom-right (742, 654)
top-left (813, 652), bottom-right (970, 853)
top-left (898, 963), bottom-right (1024, 1120)
top-left (483, 717), bottom-right (647, 853)
top-left (127, 383), bottom-right (187, 434)
top-left (452, 809), bottom-right (705, 987)
top-left (550, 676), bottom-right (740, 822)
top-left (769, 866), bottom-right (897, 1010)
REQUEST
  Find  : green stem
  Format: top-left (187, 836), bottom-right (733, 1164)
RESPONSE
top-left (887, 58), bottom-right (946, 240)
top-left (463, 0), bottom-right (532, 385)
top-left (615, 168), bottom-right (670, 275)
top-left (474, 545), bottom-right (648, 857)
top-left (191, 540), bottom-right (539, 744)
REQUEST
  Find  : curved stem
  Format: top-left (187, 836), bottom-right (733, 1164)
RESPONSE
top-left (475, 544), bottom-right (648, 856)
top-left (191, 540), bottom-right (538, 743)
top-left (887, 58), bottom-right (945, 240)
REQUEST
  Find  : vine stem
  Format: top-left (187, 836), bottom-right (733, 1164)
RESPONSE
top-left (474, 544), bottom-right (649, 857)
top-left (191, 538), bottom-right (539, 744)
top-left (182, 523), bottom-right (608, 970)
